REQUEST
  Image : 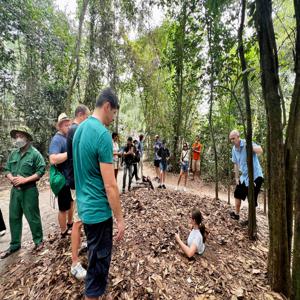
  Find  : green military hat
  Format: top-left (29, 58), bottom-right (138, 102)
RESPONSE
top-left (10, 125), bottom-right (33, 141)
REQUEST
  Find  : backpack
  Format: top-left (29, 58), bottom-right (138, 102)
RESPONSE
top-left (49, 165), bottom-right (66, 196)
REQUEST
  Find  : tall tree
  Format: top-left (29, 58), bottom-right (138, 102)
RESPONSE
top-left (172, 2), bottom-right (187, 165)
top-left (255, 0), bottom-right (291, 296)
top-left (237, 0), bottom-right (256, 238)
top-left (65, 0), bottom-right (89, 114)
top-left (288, 0), bottom-right (300, 298)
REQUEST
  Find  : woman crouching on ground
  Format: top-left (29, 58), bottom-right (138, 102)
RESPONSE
top-left (175, 208), bottom-right (206, 258)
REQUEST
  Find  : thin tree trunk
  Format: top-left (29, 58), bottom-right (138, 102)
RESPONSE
top-left (207, 17), bottom-right (218, 200)
top-left (255, 0), bottom-right (291, 296)
top-left (290, 1), bottom-right (300, 298)
top-left (65, 0), bottom-right (89, 114)
top-left (172, 3), bottom-right (187, 167)
top-left (84, 3), bottom-right (99, 109)
top-left (227, 96), bottom-right (232, 205)
top-left (238, 0), bottom-right (256, 239)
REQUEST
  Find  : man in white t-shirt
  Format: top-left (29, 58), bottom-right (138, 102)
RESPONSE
top-left (112, 132), bottom-right (121, 179)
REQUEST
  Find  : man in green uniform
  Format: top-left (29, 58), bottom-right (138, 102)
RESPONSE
top-left (0, 126), bottom-right (46, 259)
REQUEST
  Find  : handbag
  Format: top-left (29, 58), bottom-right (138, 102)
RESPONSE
top-left (49, 165), bottom-right (66, 196)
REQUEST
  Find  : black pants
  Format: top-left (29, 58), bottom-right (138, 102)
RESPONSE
top-left (131, 163), bottom-right (139, 180)
top-left (0, 208), bottom-right (6, 231)
top-left (84, 218), bottom-right (113, 298)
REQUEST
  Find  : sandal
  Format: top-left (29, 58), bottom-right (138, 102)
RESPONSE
top-left (33, 241), bottom-right (44, 252)
top-left (61, 228), bottom-right (70, 238)
top-left (0, 247), bottom-right (20, 259)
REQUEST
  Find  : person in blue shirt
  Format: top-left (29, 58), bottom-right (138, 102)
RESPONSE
top-left (229, 130), bottom-right (264, 222)
top-left (49, 113), bottom-right (73, 237)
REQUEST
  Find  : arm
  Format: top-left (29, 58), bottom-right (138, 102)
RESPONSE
top-left (49, 136), bottom-right (68, 165)
top-left (12, 174), bottom-right (41, 186)
top-left (234, 163), bottom-right (240, 185)
top-left (192, 144), bottom-right (200, 153)
top-left (49, 153), bottom-right (67, 165)
top-left (100, 162), bottom-right (125, 241)
top-left (6, 173), bottom-right (15, 185)
top-left (123, 146), bottom-right (133, 156)
top-left (253, 144), bottom-right (263, 155)
top-left (175, 234), bottom-right (197, 258)
top-left (11, 152), bottom-right (46, 186)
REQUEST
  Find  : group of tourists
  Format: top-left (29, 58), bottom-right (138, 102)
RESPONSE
top-left (153, 135), bottom-right (203, 191)
top-left (0, 86), bottom-right (264, 300)
top-left (112, 135), bottom-right (144, 193)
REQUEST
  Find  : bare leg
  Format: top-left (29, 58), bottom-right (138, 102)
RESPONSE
top-left (71, 221), bottom-right (82, 265)
top-left (191, 160), bottom-right (195, 180)
top-left (156, 167), bottom-right (160, 179)
top-left (58, 211), bottom-right (67, 233)
top-left (235, 198), bottom-right (242, 215)
top-left (184, 172), bottom-right (188, 187)
top-left (177, 172), bottom-right (183, 186)
top-left (162, 171), bottom-right (166, 184)
top-left (67, 201), bottom-right (74, 225)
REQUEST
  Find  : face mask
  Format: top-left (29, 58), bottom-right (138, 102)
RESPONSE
top-left (15, 137), bottom-right (27, 149)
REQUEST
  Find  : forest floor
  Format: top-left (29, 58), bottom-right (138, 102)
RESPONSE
top-left (0, 163), bottom-right (283, 300)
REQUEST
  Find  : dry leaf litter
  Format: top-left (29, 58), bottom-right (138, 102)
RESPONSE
top-left (0, 188), bottom-right (285, 300)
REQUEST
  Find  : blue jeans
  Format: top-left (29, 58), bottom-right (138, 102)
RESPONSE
top-left (84, 218), bottom-right (113, 298)
top-left (160, 161), bottom-right (168, 171)
top-left (181, 161), bottom-right (189, 172)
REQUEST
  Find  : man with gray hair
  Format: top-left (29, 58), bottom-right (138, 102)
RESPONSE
top-left (229, 130), bottom-right (264, 223)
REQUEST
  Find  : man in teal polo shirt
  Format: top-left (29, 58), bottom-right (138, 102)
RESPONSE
top-left (0, 126), bottom-right (45, 259)
top-left (229, 130), bottom-right (264, 223)
top-left (73, 88), bottom-right (125, 300)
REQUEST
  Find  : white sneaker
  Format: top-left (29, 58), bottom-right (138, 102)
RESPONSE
top-left (175, 186), bottom-right (178, 191)
top-left (0, 230), bottom-right (5, 237)
top-left (183, 187), bottom-right (186, 192)
top-left (71, 262), bottom-right (87, 280)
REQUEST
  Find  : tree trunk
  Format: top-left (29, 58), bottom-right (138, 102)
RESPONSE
top-left (290, 1), bottom-right (300, 298)
top-left (238, 0), bottom-right (256, 239)
top-left (65, 0), bottom-right (89, 114)
top-left (84, 2), bottom-right (100, 109)
top-left (255, 0), bottom-right (291, 296)
top-left (172, 3), bottom-right (187, 167)
top-left (207, 17), bottom-right (218, 200)
top-left (227, 95), bottom-right (232, 205)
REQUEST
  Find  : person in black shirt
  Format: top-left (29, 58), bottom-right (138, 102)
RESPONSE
top-left (122, 137), bottom-right (135, 193)
top-left (131, 140), bottom-right (141, 182)
top-left (66, 104), bottom-right (90, 280)
top-left (157, 140), bottom-right (170, 189)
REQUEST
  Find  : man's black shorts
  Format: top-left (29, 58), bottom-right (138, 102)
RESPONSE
top-left (57, 184), bottom-right (73, 211)
top-left (154, 159), bottom-right (161, 168)
top-left (84, 218), bottom-right (113, 298)
top-left (234, 177), bottom-right (264, 206)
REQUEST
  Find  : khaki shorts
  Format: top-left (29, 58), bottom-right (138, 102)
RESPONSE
top-left (71, 190), bottom-right (81, 223)
top-left (192, 159), bottom-right (200, 172)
